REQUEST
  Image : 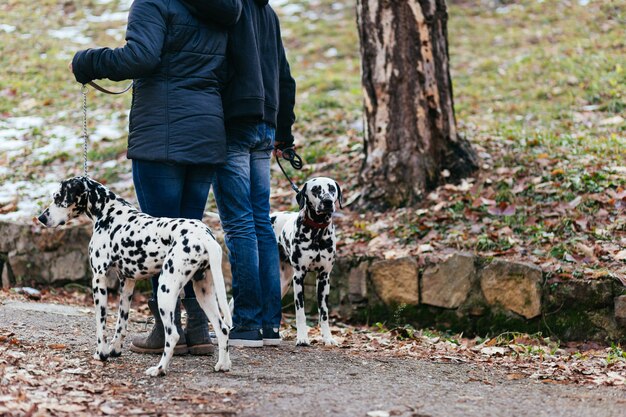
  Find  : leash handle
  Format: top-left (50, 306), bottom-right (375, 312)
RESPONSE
top-left (281, 147), bottom-right (303, 170)
top-left (87, 81), bottom-right (134, 95)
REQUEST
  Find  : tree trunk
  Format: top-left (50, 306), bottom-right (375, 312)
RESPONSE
top-left (356, 0), bottom-right (478, 209)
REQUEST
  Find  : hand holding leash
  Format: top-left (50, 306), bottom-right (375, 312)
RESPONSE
top-left (280, 147), bottom-right (303, 170)
top-left (275, 146), bottom-right (303, 193)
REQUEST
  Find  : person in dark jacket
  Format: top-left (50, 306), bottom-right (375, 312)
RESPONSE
top-left (186, 0), bottom-right (296, 346)
top-left (70, 0), bottom-right (242, 355)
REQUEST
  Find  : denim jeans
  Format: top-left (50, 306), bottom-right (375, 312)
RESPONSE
top-left (132, 159), bottom-right (215, 299)
top-left (213, 121), bottom-right (282, 330)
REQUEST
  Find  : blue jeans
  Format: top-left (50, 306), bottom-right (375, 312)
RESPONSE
top-left (213, 121), bottom-right (281, 330)
top-left (132, 159), bottom-right (215, 299)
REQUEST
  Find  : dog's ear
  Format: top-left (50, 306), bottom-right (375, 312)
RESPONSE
top-left (66, 177), bottom-right (87, 204)
top-left (296, 183), bottom-right (308, 210)
top-left (335, 181), bottom-right (343, 209)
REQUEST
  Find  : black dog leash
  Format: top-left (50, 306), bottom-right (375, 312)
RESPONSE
top-left (275, 148), bottom-right (303, 193)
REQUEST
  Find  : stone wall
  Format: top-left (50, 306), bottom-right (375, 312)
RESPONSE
top-left (4, 220), bottom-right (625, 342)
top-left (296, 252), bottom-right (626, 343)
top-left (0, 221), bottom-right (92, 286)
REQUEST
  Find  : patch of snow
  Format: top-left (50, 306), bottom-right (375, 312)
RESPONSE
top-left (0, 24), bottom-right (16, 33)
top-left (101, 160), bottom-right (118, 169)
top-left (45, 125), bottom-right (77, 140)
top-left (86, 11), bottom-right (128, 23)
top-left (324, 48), bottom-right (338, 58)
top-left (34, 138), bottom-right (82, 160)
top-left (105, 28), bottom-right (124, 41)
top-left (48, 27), bottom-right (91, 45)
top-left (119, 0), bottom-right (134, 11)
top-left (579, 0), bottom-right (590, 5)
top-left (0, 139), bottom-right (28, 152)
top-left (303, 11), bottom-right (319, 20)
top-left (92, 124), bottom-right (123, 141)
top-left (277, 3), bottom-right (304, 16)
top-left (4, 116), bottom-right (45, 130)
top-left (0, 180), bottom-right (59, 222)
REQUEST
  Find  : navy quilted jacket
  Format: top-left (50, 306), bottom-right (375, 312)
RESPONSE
top-left (183, 0), bottom-right (296, 147)
top-left (72, 0), bottom-right (242, 165)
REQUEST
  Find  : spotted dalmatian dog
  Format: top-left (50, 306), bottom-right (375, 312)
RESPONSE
top-left (271, 177), bottom-right (342, 346)
top-left (37, 176), bottom-right (232, 376)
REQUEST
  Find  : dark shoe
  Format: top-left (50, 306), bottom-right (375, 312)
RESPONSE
top-left (262, 327), bottom-right (282, 346)
top-left (130, 298), bottom-right (188, 355)
top-left (182, 298), bottom-right (214, 355)
top-left (228, 327), bottom-right (263, 347)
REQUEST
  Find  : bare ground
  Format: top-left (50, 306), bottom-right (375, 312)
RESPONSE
top-left (1, 299), bottom-right (626, 417)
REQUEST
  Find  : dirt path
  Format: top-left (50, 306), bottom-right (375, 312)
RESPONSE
top-left (1, 300), bottom-right (625, 417)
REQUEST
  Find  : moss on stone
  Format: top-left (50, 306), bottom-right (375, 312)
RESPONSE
top-left (355, 301), bottom-right (626, 342)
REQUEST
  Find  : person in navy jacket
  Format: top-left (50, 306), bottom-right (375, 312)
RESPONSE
top-left (71, 0), bottom-right (242, 356)
top-left (185, 0), bottom-right (297, 347)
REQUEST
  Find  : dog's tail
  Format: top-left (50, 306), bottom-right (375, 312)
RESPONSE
top-left (207, 239), bottom-right (233, 328)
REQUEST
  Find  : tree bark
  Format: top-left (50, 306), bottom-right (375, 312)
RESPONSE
top-left (356, 0), bottom-right (478, 209)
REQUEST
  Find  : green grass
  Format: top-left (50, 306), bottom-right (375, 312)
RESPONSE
top-left (1, 0), bottom-right (624, 275)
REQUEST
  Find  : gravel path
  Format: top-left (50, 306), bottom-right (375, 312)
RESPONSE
top-left (1, 300), bottom-right (625, 417)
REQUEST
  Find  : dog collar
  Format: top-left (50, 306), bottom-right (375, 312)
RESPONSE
top-left (303, 213), bottom-right (331, 229)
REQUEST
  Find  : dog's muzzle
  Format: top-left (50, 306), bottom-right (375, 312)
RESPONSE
top-left (318, 199), bottom-right (335, 214)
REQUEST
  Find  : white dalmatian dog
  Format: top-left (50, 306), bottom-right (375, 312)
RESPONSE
top-left (271, 177), bottom-right (342, 346)
top-left (37, 176), bottom-right (232, 376)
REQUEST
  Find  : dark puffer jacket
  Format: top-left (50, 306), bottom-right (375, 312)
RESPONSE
top-left (72, 0), bottom-right (242, 165)
top-left (183, 0), bottom-right (296, 148)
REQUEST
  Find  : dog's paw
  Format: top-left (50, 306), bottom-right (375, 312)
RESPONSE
top-left (145, 366), bottom-right (166, 377)
top-left (214, 358), bottom-right (231, 372)
top-left (295, 337), bottom-right (310, 346)
top-left (93, 351), bottom-right (109, 361)
top-left (109, 349), bottom-right (122, 358)
top-left (323, 337), bottom-right (339, 347)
